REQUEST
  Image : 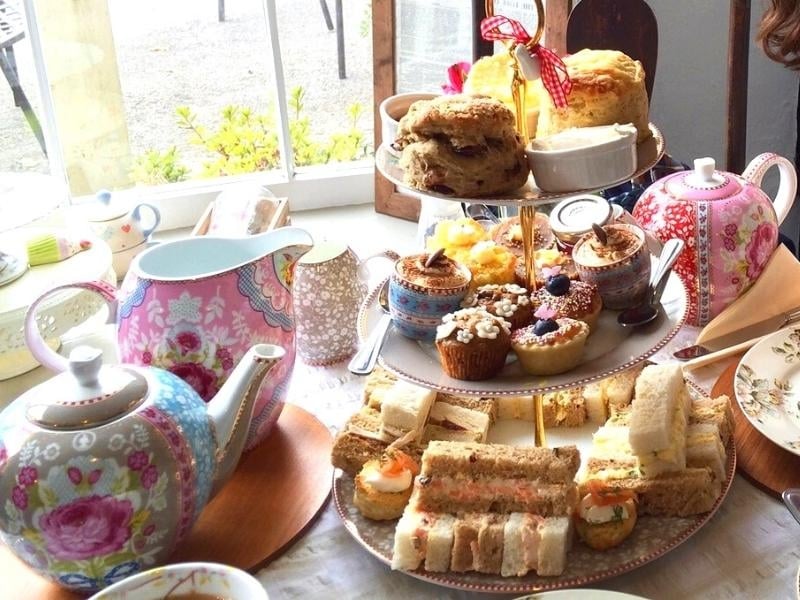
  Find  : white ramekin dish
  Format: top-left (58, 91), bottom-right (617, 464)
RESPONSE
top-left (379, 92), bottom-right (437, 157)
top-left (527, 123), bottom-right (638, 192)
top-left (88, 562), bottom-right (268, 600)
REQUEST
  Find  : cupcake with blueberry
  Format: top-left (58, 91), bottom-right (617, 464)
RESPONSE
top-left (511, 306), bottom-right (589, 376)
top-left (461, 283), bottom-right (533, 330)
top-left (531, 266), bottom-right (602, 333)
top-left (435, 307), bottom-right (511, 381)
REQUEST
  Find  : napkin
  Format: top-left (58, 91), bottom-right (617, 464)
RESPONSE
top-left (696, 244), bottom-right (800, 344)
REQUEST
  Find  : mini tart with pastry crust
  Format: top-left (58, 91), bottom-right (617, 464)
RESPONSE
top-left (511, 309), bottom-right (589, 376)
top-left (436, 307), bottom-right (512, 381)
top-left (531, 268), bottom-right (602, 333)
top-left (354, 449), bottom-right (420, 521)
top-left (461, 283), bottom-right (534, 330)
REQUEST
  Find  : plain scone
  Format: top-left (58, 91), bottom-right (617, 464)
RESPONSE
top-left (535, 49), bottom-right (651, 143)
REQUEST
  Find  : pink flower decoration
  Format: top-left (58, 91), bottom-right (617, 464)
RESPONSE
top-left (534, 305), bottom-right (557, 320)
top-left (175, 331), bottom-right (201, 354)
top-left (744, 221), bottom-right (778, 279)
top-left (723, 237), bottom-right (736, 252)
top-left (88, 469), bottom-right (103, 485)
top-left (18, 466), bottom-right (38, 487)
top-left (127, 450), bottom-right (149, 472)
top-left (141, 464), bottom-right (159, 490)
top-left (724, 223), bottom-right (738, 236)
top-left (39, 495), bottom-right (133, 560)
top-left (12, 485), bottom-right (27, 510)
top-left (442, 61), bottom-right (471, 94)
top-left (67, 467), bottom-right (82, 485)
top-left (169, 362), bottom-right (219, 402)
top-left (542, 265), bottom-right (562, 279)
top-left (142, 351), bottom-right (152, 365)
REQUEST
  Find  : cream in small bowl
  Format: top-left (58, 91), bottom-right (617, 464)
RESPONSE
top-left (527, 123), bottom-right (638, 192)
top-left (379, 92), bottom-right (437, 157)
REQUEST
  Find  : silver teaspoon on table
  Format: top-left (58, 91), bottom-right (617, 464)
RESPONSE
top-left (348, 279), bottom-right (391, 376)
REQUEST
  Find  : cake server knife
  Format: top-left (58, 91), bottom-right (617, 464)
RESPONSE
top-left (674, 306), bottom-right (800, 361)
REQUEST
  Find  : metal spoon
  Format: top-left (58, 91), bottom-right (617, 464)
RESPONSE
top-left (348, 279), bottom-right (391, 375)
top-left (782, 489), bottom-right (800, 525)
top-left (617, 238), bottom-right (685, 327)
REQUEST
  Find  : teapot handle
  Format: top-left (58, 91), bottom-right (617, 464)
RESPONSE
top-left (356, 249), bottom-right (400, 283)
top-left (742, 153), bottom-right (797, 225)
top-left (25, 280), bottom-right (117, 373)
top-left (132, 203), bottom-right (161, 239)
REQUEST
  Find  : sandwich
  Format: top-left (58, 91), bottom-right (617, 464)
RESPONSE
top-left (414, 441), bottom-right (579, 514)
top-left (583, 366), bottom-right (641, 424)
top-left (423, 396), bottom-right (494, 443)
top-left (495, 395), bottom-right (536, 421)
top-left (362, 364), bottom-right (399, 409)
top-left (628, 363), bottom-right (690, 476)
top-left (392, 508), bottom-right (455, 571)
top-left (690, 394), bottom-right (734, 446)
top-left (686, 423), bottom-right (727, 482)
top-left (494, 390), bottom-right (586, 427)
top-left (331, 407), bottom-right (424, 476)
top-left (379, 380), bottom-right (436, 440)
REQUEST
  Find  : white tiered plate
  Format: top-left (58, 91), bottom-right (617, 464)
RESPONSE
top-left (356, 269), bottom-right (686, 396)
top-left (376, 124), bottom-right (665, 206)
top-left (734, 326), bottom-right (800, 456)
top-left (333, 406), bottom-right (735, 595)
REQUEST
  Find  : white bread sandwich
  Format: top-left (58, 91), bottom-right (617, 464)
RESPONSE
top-left (494, 390), bottom-right (586, 427)
top-left (686, 423), bottom-right (727, 482)
top-left (362, 364), bottom-right (398, 408)
top-left (392, 508), bottom-right (456, 571)
top-left (423, 398), bottom-right (492, 443)
top-left (583, 366), bottom-right (642, 423)
top-left (501, 514), bottom-right (572, 577)
top-left (379, 380), bottom-right (436, 439)
top-left (690, 394), bottom-right (734, 446)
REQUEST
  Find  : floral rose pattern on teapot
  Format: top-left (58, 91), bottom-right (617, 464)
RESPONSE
top-left (0, 370), bottom-right (216, 592)
top-left (118, 248), bottom-right (300, 449)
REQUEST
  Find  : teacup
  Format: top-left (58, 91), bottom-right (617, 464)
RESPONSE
top-left (389, 250), bottom-right (472, 341)
top-left (88, 562), bottom-right (268, 599)
top-left (572, 223), bottom-right (651, 310)
top-left (293, 241), bottom-right (397, 365)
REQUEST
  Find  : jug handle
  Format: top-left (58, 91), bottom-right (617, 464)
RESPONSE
top-left (132, 203), bottom-right (161, 239)
top-left (742, 152), bottom-right (797, 225)
top-left (356, 249), bottom-right (400, 283)
top-left (25, 280), bottom-right (117, 373)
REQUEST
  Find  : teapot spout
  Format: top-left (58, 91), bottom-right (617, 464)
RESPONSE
top-left (207, 343), bottom-right (285, 495)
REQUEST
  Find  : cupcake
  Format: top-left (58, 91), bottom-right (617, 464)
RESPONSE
top-left (531, 266), bottom-right (603, 333)
top-left (511, 306), bottom-right (589, 376)
top-left (464, 241), bottom-right (517, 288)
top-left (354, 449), bottom-right (419, 520)
top-left (435, 308), bottom-right (511, 381)
top-left (461, 283), bottom-right (534, 330)
top-left (514, 247), bottom-right (580, 289)
top-left (491, 214), bottom-right (556, 258)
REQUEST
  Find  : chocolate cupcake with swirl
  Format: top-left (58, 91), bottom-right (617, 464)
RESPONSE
top-left (531, 266), bottom-right (603, 333)
top-left (461, 283), bottom-right (533, 330)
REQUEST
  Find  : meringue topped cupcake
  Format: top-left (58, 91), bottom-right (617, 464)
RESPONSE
top-left (461, 283), bottom-right (533, 330)
top-left (531, 266), bottom-right (602, 333)
top-left (511, 306), bottom-right (589, 376)
top-left (435, 307), bottom-right (511, 381)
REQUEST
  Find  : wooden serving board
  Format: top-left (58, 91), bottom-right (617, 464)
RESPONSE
top-left (712, 360), bottom-right (800, 497)
top-left (0, 403), bottom-right (333, 599)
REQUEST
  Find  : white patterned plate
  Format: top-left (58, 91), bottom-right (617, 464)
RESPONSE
top-left (356, 267), bottom-right (686, 396)
top-left (734, 326), bottom-right (800, 456)
top-left (513, 591), bottom-right (648, 600)
top-left (375, 124), bottom-right (664, 207)
top-left (332, 400), bottom-right (736, 595)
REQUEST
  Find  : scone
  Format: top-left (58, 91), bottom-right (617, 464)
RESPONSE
top-left (395, 94), bottom-right (529, 197)
top-left (435, 308), bottom-right (511, 380)
top-left (535, 49), bottom-right (650, 143)
top-left (511, 309), bottom-right (589, 376)
top-left (461, 283), bottom-right (534, 330)
top-left (353, 450), bottom-right (419, 520)
top-left (531, 268), bottom-right (603, 333)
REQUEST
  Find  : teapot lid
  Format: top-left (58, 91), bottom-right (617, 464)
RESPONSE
top-left (24, 345), bottom-right (148, 430)
top-left (86, 189), bottom-right (127, 222)
top-left (664, 157), bottom-right (743, 201)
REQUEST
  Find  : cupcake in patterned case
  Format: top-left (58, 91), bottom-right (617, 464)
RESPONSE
top-left (511, 306), bottom-right (589, 376)
top-left (531, 266), bottom-right (603, 333)
top-left (461, 283), bottom-right (533, 330)
top-left (435, 308), bottom-right (511, 381)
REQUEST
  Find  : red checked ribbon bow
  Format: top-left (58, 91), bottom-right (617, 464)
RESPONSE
top-left (480, 15), bottom-right (571, 108)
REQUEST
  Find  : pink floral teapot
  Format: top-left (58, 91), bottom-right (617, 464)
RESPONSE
top-left (0, 280), bottom-right (285, 593)
top-left (633, 154), bottom-right (797, 326)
